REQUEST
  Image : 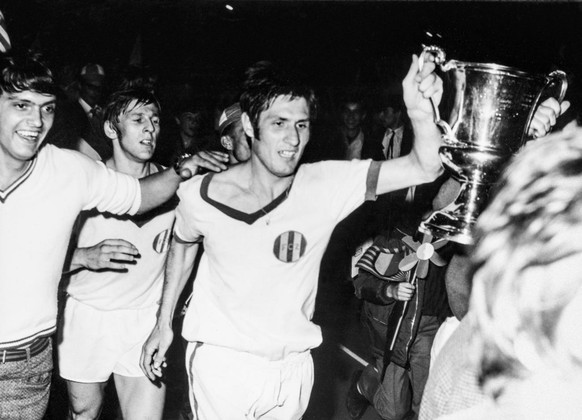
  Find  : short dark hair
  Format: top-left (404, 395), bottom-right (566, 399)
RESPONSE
top-left (239, 61), bottom-right (317, 137)
top-left (0, 52), bottom-right (57, 96)
top-left (103, 87), bottom-right (161, 127)
top-left (103, 88), bottom-right (161, 139)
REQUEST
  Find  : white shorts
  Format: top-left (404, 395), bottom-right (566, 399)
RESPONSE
top-left (58, 296), bottom-right (158, 382)
top-left (186, 342), bottom-right (314, 420)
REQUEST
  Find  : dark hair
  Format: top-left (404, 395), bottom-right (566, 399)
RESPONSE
top-left (239, 61), bottom-right (317, 137)
top-left (114, 65), bottom-right (157, 93)
top-left (375, 93), bottom-right (404, 113)
top-left (103, 88), bottom-right (161, 136)
top-left (0, 52), bottom-right (57, 96)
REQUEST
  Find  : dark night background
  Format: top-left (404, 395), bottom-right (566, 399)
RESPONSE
top-left (1, 0), bottom-right (581, 104)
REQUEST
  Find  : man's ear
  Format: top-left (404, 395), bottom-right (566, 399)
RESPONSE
top-left (220, 135), bottom-right (233, 151)
top-left (103, 121), bottom-right (118, 141)
top-left (241, 112), bottom-right (255, 139)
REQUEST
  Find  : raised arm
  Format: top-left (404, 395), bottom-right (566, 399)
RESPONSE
top-left (137, 150), bottom-right (228, 214)
top-left (377, 54), bottom-right (443, 196)
top-left (140, 237), bottom-right (199, 381)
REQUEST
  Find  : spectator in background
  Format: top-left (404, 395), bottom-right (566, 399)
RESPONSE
top-left (218, 102), bottom-right (251, 165)
top-left (346, 173), bottom-right (451, 420)
top-left (154, 100), bottom-right (214, 167)
top-left (46, 63), bottom-right (112, 160)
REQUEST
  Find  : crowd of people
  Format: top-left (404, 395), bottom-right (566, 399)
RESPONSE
top-left (0, 13), bottom-right (578, 420)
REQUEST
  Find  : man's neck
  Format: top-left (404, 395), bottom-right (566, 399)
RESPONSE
top-left (244, 160), bottom-right (294, 201)
top-left (106, 154), bottom-right (151, 179)
top-left (344, 127), bottom-right (362, 143)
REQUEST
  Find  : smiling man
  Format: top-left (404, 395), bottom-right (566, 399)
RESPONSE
top-left (141, 57), bottom-right (444, 419)
top-left (0, 53), bottom-right (227, 420)
top-left (57, 88), bottom-right (174, 420)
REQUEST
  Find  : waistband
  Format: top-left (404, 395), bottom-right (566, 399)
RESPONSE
top-left (1, 336), bottom-right (50, 364)
top-left (189, 342), bottom-right (311, 369)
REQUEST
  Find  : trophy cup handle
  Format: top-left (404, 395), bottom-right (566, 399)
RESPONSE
top-left (547, 70), bottom-right (568, 103)
top-left (525, 70), bottom-right (568, 138)
top-left (419, 45), bottom-right (455, 140)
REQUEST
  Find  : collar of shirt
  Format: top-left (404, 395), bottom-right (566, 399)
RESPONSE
top-left (78, 97), bottom-right (92, 116)
top-left (383, 125), bottom-right (405, 159)
top-left (344, 129), bottom-right (365, 160)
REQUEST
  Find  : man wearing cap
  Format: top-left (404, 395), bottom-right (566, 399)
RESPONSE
top-left (45, 63), bottom-right (111, 160)
top-left (218, 102), bottom-right (251, 164)
top-left (75, 63), bottom-right (111, 160)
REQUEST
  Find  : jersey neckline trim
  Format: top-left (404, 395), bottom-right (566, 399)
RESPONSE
top-left (0, 157), bottom-right (37, 203)
top-left (200, 172), bottom-right (291, 225)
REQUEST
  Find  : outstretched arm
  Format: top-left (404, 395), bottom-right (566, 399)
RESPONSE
top-left (137, 150), bottom-right (228, 214)
top-left (140, 236), bottom-right (199, 381)
top-left (377, 54), bottom-right (444, 195)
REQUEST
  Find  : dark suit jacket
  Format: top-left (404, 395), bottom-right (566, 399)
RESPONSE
top-left (45, 92), bottom-right (112, 160)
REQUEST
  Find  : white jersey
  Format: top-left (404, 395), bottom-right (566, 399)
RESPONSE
top-left (175, 159), bottom-right (379, 360)
top-left (0, 144), bottom-right (141, 349)
top-left (66, 195), bottom-right (175, 310)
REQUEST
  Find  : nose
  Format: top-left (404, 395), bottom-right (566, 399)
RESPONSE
top-left (28, 107), bottom-right (43, 128)
top-left (286, 125), bottom-right (300, 146)
top-left (144, 118), bottom-right (156, 133)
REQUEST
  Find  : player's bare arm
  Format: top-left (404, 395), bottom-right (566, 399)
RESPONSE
top-left (377, 54), bottom-right (444, 196)
top-left (137, 150), bottom-right (229, 214)
top-left (140, 237), bottom-right (199, 381)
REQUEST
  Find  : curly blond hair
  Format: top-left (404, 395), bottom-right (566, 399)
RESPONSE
top-left (469, 127), bottom-right (582, 395)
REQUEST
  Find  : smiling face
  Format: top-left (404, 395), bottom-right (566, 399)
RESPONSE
top-left (244, 95), bottom-right (310, 178)
top-left (113, 100), bottom-right (160, 163)
top-left (0, 90), bottom-right (56, 166)
top-left (341, 102), bottom-right (365, 131)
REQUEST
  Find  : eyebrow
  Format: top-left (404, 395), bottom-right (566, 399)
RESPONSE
top-left (7, 96), bottom-right (57, 106)
top-left (128, 110), bottom-right (159, 118)
top-left (267, 115), bottom-right (310, 123)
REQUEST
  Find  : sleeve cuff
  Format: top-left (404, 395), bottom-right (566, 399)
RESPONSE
top-left (365, 160), bottom-right (381, 201)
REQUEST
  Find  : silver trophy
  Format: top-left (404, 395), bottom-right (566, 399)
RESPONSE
top-left (419, 46), bottom-right (568, 245)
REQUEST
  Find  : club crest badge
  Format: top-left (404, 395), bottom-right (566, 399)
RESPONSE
top-left (153, 229), bottom-right (171, 254)
top-left (273, 231), bottom-right (307, 263)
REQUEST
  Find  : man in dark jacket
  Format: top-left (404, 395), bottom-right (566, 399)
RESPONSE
top-left (346, 175), bottom-right (455, 420)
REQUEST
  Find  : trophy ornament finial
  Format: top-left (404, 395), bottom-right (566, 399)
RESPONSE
top-left (421, 45), bottom-right (446, 66)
